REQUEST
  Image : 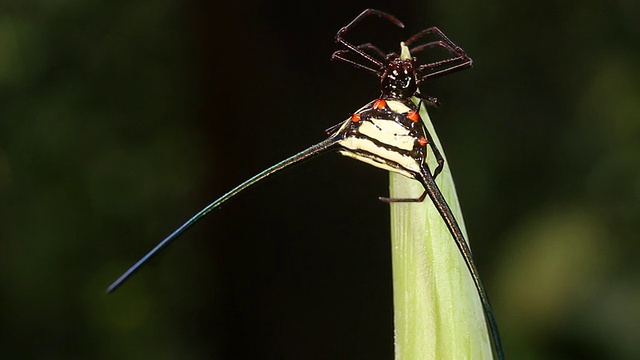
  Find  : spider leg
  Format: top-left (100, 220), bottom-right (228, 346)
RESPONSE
top-left (332, 50), bottom-right (381, 75)
top-left (417, 54), bottom-right (472, 81)
top-left (405, 27), bottom-right (473, 81)
top-left (417, 96), bottom-right (444, 179)
top-left (379, 190), bottom-right (427, 203)
top-left (405, 27), bottom-right (462, 50)
top-left (414, 92), bottom-right (440, 107)
top-left (331, 42), bottom-right (395, 74)
top-left (412, 41), bottom-right (466, 70)
top-left (357, 43), bottom-right (388, 61)
top-left (424, 125), bottom-right (445, 180)
top-left (335, 9), bottom-right (404, 73)
top-left (377, 132), bottom-right (445, 203)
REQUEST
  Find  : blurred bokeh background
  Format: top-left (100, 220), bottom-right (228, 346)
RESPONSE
top-left (1, 0), bottom-right (639, 359)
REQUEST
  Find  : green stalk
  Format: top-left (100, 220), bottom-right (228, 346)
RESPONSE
top-left (389, 44), bottom-right (492, 359)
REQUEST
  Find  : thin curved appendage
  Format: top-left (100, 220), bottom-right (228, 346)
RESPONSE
top-left (379, 190), bottom-right (427, 203)
top-left (356, 43), bottom-right (389, 61)
top-left (410, 40), bottom-right (454, 55)
top-left (404, 27), bottom-right (473, 81)
top-left (423, 127), bottom-right (445, 179)
top-left (335, 9), bottom-right (404, 72)
top-left (377, 126), bottom-right (445, 201)
top-left (416, 167), bottom-right (505, 360)
top-left (413, 92), bottom-right (440, 107)
top-left (331, 50), bottom-right (380, 75)
top-left (107, 135), bottom-right (341, 293)
top-left (418, 58), bottom-right (473, 81)
top-left (331, 43), bottom-right (394, 75)
top-left (411, 41), bottom-right (468, 73)
top-left (405, 27), bottom-right (461, 50)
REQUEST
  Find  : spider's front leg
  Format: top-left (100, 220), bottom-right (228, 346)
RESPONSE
top-left (405, 27), bottom-right (473, 81)
top-left (334, 9), bottom-right (404, 72)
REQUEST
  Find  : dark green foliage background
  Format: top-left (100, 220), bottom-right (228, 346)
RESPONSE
top-left (1, 0), bottom-right (638, 359)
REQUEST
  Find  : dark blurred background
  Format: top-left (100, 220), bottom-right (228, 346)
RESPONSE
top-left (1, 0), bottom-right (639, 359)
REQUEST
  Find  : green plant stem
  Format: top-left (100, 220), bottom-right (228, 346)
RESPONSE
top-left (389, 44), bottom-right (493, 360)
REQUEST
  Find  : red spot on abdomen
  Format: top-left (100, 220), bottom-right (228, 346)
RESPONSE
top-left (372, 99), bottom-right (387, 110)
top-left (407, 110), bottom-right (419, 123)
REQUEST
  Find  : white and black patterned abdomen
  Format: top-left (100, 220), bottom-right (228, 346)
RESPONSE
top-left (335, 98), bottom-right (428, 179)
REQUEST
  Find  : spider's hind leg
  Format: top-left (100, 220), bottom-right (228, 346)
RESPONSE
top-left (379, 190), bottom-right (427, 203)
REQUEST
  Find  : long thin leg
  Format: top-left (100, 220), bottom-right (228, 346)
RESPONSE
top-left (419, 59), bottom-right (473, 81)
top-left (412, 41), bottom-right (469, 74)
top-left (405, 27), bottom-right (473, 81)
top-left (331, 42), bottom-right (394, 75)
top-left (379, 188), bottom-right (427, 203)
top-left (335, 9), bottom-right (404, 71)
top-left (331, 50), bottom-right (381, 75)
top-left (351, 43), bottom-right (388, 61)
top-left (416, 168), bottom-right (505, 360)
top-left (405, 27), bottom-right (463, 51)
top-left (107, 135), bottom-right (342, 293)
top-left (417, 55), bottom-right (468, 72)
top-left (414, 92), bottom-right (441, 107)
top-left (410, 40), bottom-right (456, 55)
top-left (423, 128), bottom-right (445, 179)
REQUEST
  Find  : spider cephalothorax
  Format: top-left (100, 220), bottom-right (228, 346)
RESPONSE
top-left (332, 9), bottom-right (472, 105)
top-left (379, 57), bottom-right (419, 99)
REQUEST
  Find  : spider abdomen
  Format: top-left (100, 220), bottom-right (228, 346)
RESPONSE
top-left (336, 98), bottom-right (427, 179)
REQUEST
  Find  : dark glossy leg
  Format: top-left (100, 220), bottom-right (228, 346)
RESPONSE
top-left (405, 27), bottom-right (473, 81)
top-left (379, 189), bottom-right (427, 203)
top-left (331, 42), bottom-right (395, 74)
top-left (334, 9), bottom-right (404, 71)
top-left (331, 50), bottom-right (380, 74)
top-left (414, 92), bottom-right (440, 107)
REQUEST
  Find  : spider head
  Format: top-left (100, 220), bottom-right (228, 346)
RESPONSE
top-left (380, 57), bottom-right (419, 99)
